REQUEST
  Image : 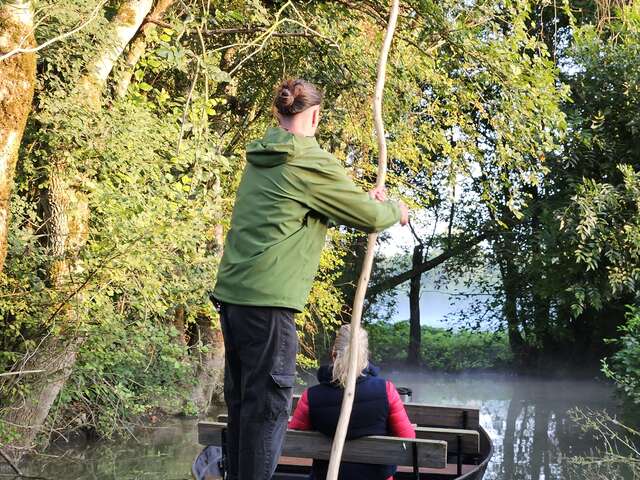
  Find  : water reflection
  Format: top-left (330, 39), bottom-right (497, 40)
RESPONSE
top-left (18, 417), bottom-right (202, 480)
top-left (385, 370), bottom-right (619, 480)
top-left (15, 371), bottom-right (618, 480)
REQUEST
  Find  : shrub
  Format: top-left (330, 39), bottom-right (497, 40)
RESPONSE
top-left (566, 409), bottom-right (640, 479)
top-left (366, 320), bottom-right (512, 371)
top-left (602, 306), bottom-right (640, 405)
top-left (55, 318), bottom-right (193, 439)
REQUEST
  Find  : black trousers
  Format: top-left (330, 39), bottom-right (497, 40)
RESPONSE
top-left (217, 301), bottom-right (298, 480)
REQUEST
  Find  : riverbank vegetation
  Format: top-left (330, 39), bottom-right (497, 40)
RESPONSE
top-left (1, 0), bottom-right (639, 460)
top-left (603, 307), bottom-right (640, 411)
top-left (367, 321), bottom-right (512, 371)
top-left (567, 409), bottom-right (640, 480)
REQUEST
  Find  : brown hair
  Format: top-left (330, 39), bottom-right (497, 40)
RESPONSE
top-left (273, 79), bottom-right (323, 116)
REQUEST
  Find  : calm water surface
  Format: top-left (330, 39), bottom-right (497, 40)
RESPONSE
top-left (19, 371), bottom-right (620, 480)
top-left (387, 370), bottom-right (620, 480)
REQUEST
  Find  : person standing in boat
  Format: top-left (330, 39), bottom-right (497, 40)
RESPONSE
top-left (211, 79), bottom-right (409, 480)
top-left (289, 324), bottom-right (416, 480)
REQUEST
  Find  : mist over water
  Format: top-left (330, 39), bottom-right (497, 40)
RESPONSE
top-left (384, 369), bottom-right (620, 480)
top-left (17, 370), bottom-right (620, 480)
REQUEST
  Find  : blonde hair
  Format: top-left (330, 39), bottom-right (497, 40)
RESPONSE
top-left (332, 324), bottom-right (369, 388)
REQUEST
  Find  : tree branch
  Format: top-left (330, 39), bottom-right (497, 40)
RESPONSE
top-left (408, 220), bottom-right (423, 245)
top-left (0, 370), bottom-right (45, 377)
top-left (202, 23), bottom-right (339, 48)
top-left (0, 1), bottom-right (107, 63)
top-left (367, 231), bottom-right (496, 296)
top-left (0, 448), bottom-right (21, 476)
top-left (205, 27), bottom-right (311, 37)
top-left (143, 16), bottom-right (172, 29)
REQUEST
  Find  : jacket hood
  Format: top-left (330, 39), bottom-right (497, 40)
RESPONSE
top-left (317, 363), bottom-right (380, 387)
top-left (245, 126), bottom-right (317, 168)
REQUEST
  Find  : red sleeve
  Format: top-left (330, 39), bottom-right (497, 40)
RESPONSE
top-left (288, 390), bottom-right (313, 430)
top-left (386, 381), bottom-right (416, 438)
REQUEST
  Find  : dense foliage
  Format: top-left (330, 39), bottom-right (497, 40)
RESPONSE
top-left (603, 307), bottom-right (640, 406)
top-left (375, 2), bottom-right (640, 372)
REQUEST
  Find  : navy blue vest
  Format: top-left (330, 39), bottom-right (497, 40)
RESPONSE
top-left (307, 364), bottom-right (395, 480)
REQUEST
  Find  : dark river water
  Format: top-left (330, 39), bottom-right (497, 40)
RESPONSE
top-left (17, 371), bottom-right (621, 480)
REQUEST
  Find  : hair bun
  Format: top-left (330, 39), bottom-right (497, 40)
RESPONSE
top-left (273, 79), bottom-right (323, 117)
top-left (279, 87), bottom-right (294, 108)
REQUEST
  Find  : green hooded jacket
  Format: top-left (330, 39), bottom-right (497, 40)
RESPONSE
top-left (213, 126), bottom-right (401, 312)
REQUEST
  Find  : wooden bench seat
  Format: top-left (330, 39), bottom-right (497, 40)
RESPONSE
top-left (403, 403), bottom-right (480, 430)
top-left (288, 395), bottom-right (480, 430)
top-left (198, 421), bottom-right (447, 469)
top-left (414, 426), bottom-right (479, 454)
top-left (213, 415), bottom-right (478, 455)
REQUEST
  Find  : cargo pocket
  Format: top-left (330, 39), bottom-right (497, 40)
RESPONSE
top-left (268, 373), bottom-right (295, 419)
top-left (271, 373), bottom-right (295, 389)
top-left (273, 311), bottom-right (298, 375)
top-left (267, 310), bottom-right (298, 419)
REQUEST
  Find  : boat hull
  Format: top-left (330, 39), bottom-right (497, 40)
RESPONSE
top-left (193, 426), bottom-right (492, 480)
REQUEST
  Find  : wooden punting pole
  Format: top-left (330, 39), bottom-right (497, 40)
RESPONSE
top-left (325, 2), bottom-right (401, 479)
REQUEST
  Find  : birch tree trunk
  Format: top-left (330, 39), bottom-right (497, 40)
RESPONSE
top-left (79, 0), bottom-right (154, 106)
top-left (1, 0), bottom-right (153, 461)
top-left (0, 0), bottom-right (36, 273)
top-left (116, 0), bottom-right (176, 98)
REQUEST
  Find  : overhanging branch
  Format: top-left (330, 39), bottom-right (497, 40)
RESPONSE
top-left (205, 27), bottom-right (317, 38)
top-left (368, 231), bottom-right (498, 296)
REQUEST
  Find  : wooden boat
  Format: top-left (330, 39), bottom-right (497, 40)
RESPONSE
top-left (193, 394), bottom-right (493, 480)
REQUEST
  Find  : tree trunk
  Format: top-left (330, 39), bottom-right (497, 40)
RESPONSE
top-left (4, 161), bottom-right (89, 463)
top-left (528, 195), bottom-right (552, 364)
top-left (339, 233), bottom-right (367, 322)
top-left (502, 260), bottom-right (524, 354)
top-left (0, 0), bottom-right (36, 273)
top-left (173, 304), bottom-right (188, 347)
top-left (79, 0), bottom-right (154, 106)
top-left (188, 219), bottom-right (226, 414)
top-left (490, 197), bottom-right (526, 361)
top-left (1, 0), bottom-right (152, 459)
top-left (407, 243), bottom-right (423, 365)
top-left (115, 0), bottom-right (176, 98)
top-left (532, 293), bottom-right (551, 359)
top-left (1, 335), bottom-right (83, 461)
top-left (504, 277), bottom-right (523, 348)
top-left (190, 316), bottom-right (225, 414)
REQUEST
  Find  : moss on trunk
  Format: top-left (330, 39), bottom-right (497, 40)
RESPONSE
top-left (0, 1), bottom-right (36, 272)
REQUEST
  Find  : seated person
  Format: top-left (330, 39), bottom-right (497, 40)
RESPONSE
top-left (289, 324), bottom-right (415, 480)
